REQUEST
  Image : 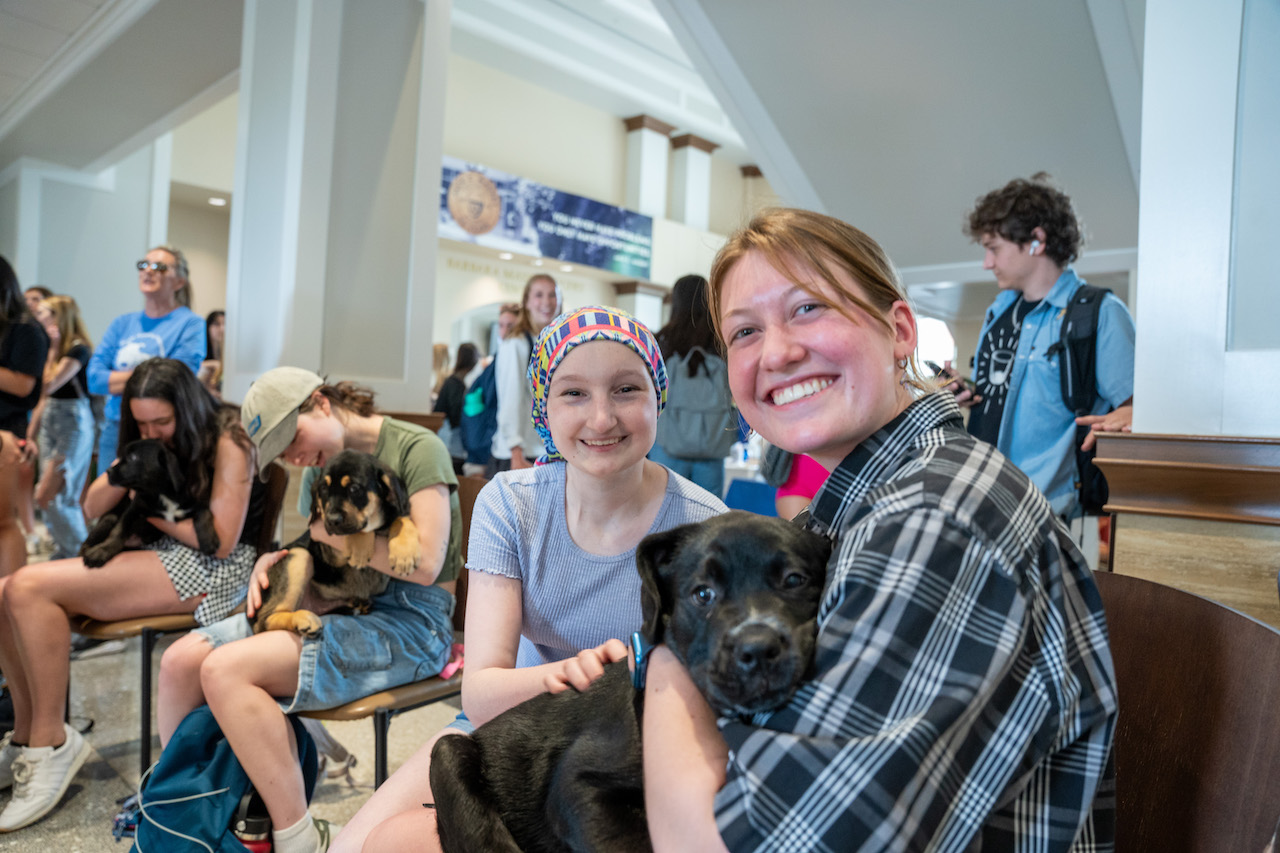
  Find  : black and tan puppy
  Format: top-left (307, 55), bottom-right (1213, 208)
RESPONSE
top-left (250, 450), bottom-right (420, 637)
top-left (430, 511), bottom-right (832, 853)
top-left (80, 439), bottom-right (219, 568)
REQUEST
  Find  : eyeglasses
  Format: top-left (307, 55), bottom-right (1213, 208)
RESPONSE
top-left (136, 260), bottom-right (170, 273)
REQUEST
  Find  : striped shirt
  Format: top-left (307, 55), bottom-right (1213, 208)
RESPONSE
top-left (714, 392), bottom-right (1117, 852)
top-left (466, 462), bottom-right (727, 668)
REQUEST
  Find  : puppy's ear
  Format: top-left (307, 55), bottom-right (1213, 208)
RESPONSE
top-left (635, 523), bottom-right (697, 644)
top-left (379, 461), bottom-right (411, 518)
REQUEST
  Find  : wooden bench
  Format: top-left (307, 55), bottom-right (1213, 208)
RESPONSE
top-left (297, 474), bottom-right (485, 787)
top-left (72, 462), bottom-right (290, 776)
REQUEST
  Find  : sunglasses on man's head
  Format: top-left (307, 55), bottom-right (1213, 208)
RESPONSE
top-left (136, 260), bottom-right (170, 273)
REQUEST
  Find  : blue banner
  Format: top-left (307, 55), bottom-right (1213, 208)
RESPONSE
top-left (440, 155), bottom-right (653, 279)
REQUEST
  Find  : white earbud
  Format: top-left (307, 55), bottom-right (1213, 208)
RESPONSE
top-left (1028, 239), bottom-right (1042, 255)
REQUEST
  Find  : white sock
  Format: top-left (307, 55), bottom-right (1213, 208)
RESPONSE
top-left (273, 811), bottom-right (319, 853)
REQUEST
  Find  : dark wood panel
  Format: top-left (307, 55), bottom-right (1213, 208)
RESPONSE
top-left (1095, 433), bottom-right (1280, 526)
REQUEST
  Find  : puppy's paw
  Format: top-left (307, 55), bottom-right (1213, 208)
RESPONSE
top-left (342, 531), bottom-right (376, 568)
top-left (263, 610), bottom-right (323, 638)
top-left (80, 543), bottom-right (118, 568)
top-left (386, 518), bottom-right (420, 577)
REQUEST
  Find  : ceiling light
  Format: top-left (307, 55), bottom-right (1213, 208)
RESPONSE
top-left (498, 252), bottom-right (513, 260)
top-left (532, 259), bottom-right (544, 266)
top-left (208, 197), bottom-right (227, 207)
top-left (559, 264), bottom-right (573, 272)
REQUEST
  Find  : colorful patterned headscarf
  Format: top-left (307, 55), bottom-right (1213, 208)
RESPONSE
top-left (528, 305), bottom-right (667, 463)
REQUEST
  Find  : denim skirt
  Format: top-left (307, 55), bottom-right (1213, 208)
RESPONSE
top-left (196, 580), bottom-right (455, 713)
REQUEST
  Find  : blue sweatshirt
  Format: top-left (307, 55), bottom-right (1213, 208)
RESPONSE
top-left (87, 307), bottom-right (206, 422)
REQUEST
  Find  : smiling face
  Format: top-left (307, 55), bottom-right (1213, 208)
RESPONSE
top-left (525, 277), bottom-right (561, 331)
top-left (719, 251), bottom-right (917, 470)
top-left (34, 303), bottom-right (57, 342)
top-left (281, 394), bottom-right (347, 468)
top-left (546, 341), bottom-right (657, 479)
top-left (130, 398), bottom-right (178, 444)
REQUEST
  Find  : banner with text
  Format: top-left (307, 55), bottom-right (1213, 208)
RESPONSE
top-left (439, 155), bottom-right (653, 279)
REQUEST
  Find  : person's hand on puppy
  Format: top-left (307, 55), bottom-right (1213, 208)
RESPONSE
top-left (245, 548), bottom-right (289, 617)
top-left (544, 638), bottom-right (629, 694)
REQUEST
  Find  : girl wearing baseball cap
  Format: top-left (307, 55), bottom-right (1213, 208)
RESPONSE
top-left (158, 367), bottom-right (463, 853)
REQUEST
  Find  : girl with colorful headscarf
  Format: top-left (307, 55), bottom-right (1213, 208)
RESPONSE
top-left (335, 306), bottom-right (728, 853)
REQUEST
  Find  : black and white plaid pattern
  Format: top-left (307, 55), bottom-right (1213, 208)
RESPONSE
top-left (152, 536), bottom-right (256, 625)
top-left (714, 393), bottom-right (1117, 852)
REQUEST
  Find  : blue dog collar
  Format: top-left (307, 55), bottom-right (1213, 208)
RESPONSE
top-left (630, 632), bottom-right (655, 690)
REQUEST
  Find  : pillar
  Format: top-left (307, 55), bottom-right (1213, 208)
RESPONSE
top-left (624, 114), bottom-right (674, 219)
top-left (669, 133), bottom-right (719, 231)
top-left (223, 0), bottom-right (450, 412)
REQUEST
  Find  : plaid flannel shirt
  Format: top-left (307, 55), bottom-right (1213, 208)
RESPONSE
top-left (714, 393), bottom-right (1117, 852)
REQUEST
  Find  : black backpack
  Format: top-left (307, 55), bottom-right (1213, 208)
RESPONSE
top-left (1046, 284), bottom-right (1112, 516)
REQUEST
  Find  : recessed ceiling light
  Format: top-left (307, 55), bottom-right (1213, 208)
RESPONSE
top-left (532, 258), bottom-right (544, 266)
top-left (498, 252), bottom-right (513, 260)
top-left (208, 197), bottom-right (227, 207)
top-left (559, 264), bottom-right (573, 273)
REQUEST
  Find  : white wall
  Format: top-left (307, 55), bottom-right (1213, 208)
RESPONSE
top-left (167, 199), bottom-right (230, 319)
top-left (36, 146), bottom-right (158, 343)
top-left (0, 181), bottom-right (16, 262)
top-left (170, 92), bottom-right (238, 194)
top-left (444, 54), bottom-right (627, 209)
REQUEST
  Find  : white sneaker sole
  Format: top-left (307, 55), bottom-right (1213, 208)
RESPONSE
top-left (0, 737), bottom-right (92, 832)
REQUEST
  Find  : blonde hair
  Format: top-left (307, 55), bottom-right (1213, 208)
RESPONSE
top-left (432, 342), bottom-right (451, 395)
top-left (509, 274), bottom-right (562, 339)
top-left (43, 295), bottom-right (92, 360)
top-left (708, 208), bottom-right (929, 393)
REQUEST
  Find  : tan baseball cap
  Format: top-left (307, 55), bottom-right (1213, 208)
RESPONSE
top-left (241, 366), bottom-right (323, 477)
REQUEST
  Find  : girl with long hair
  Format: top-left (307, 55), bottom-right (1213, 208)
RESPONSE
top-left (650, 273), bottom-right (737, 496)
top-left (157, 368), bottom-right (462, 853)
top-left (432, 342), bottom-right (480, 472)
top-left (491, 274), bottom-right (561, 471)
top-left (29, 296), bottom-right (96, 558)
top-left (0, 357), bottom-right (262, 832)
top-left (0, 256), bottom-right (49, 578)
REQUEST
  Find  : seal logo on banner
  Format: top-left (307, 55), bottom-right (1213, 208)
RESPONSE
top-left (447, 171), bottom-right (502, 235)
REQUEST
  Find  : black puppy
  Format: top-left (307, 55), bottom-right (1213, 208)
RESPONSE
top-left (430, 511), bottom-right (832, 853)
top-left (250, 450), bottom-right (420, 637)
top-left (80, 439), bottom-right (219, 568)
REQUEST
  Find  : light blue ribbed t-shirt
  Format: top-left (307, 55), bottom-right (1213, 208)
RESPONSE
top-left (466, 462), bottom-right (727, 668)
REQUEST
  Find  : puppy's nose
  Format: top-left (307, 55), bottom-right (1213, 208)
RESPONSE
top-left (733, 625), bottom-right (785, 674)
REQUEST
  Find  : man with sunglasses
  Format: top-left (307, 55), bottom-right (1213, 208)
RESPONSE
top-left (87, 246), bottom-right (206, 466)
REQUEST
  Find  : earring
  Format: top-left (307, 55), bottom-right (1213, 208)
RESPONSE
top-left (898, 357), bottom-right (910, 387)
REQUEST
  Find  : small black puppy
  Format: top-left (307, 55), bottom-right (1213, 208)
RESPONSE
top-left (430, 511), bottom-right (832, 853)
top-left (80, 439), bottom-right (219, 568)
top-left (250, 450), bottom-right (420, 637)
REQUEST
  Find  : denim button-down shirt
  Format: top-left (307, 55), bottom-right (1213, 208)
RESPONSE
top-left (977, 268), bottom-right (1135, 517)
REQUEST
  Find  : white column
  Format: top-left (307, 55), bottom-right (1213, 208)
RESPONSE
top-left (624, 114), bottom-right (674, 219)
top-left (224, 0), bottom-right (450, 412)
top-left (612, 281), bottom-right (667, 332)
top-left (669, 133), bottom-right (718, 231)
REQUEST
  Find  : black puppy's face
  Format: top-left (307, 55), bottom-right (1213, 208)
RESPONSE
top-left (107, 439), bottom-right (184, 495)
top-left (637, 512), bottom-right (832, 717)
top-left (312, 450), bottom-right (407, 535)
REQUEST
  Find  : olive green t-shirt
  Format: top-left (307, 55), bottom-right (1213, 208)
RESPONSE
top-left (373, 417), bottom-right (462, 584)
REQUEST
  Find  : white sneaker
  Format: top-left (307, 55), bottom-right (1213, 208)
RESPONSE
top-left (0, 724), bottom-right (91, 831)
top-left (0, 733), bottom-right (18, 791)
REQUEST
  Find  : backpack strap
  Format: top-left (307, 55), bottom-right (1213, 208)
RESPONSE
top-left (1048, 284), bottom-right (1111, 416)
